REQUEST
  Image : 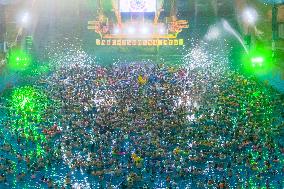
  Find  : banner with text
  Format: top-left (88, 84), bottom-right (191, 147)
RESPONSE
top-left (95, 39), bottom-right (184, 46)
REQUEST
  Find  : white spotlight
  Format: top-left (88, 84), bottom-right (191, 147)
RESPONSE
top-left (141, 26), bottom-right (150, 34)
top-left (113, 27), bottom-right (120, 34)
top-left (21, 12), bottom-right (29, 24)
top-left (127, 26), bottom-right (135, 34)
top-left (159, 27), bottom-right (166, 34)
top-left (158, 24), bottom-right (167, 35)
top-left (242, 7), bottom-right (258, 25)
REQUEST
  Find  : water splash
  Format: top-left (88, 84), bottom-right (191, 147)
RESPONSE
top-left (183, 39), bottom-right (230, 74)
top-left (222, 19), bottom-right (249, 54)
top-left (204, 25), bottom-right (221, 41)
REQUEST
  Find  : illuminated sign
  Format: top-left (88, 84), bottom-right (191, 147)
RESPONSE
top-left (120, 0), bottom-right (157, 13)
top-left (95, 39), bottom-right (184, 46)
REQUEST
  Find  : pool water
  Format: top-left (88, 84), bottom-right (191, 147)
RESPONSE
top-left (0, 63), bottom-right (283, 189)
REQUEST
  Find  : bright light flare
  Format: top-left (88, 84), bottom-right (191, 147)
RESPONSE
top-left (21, 12), bottom-right (29, 24)
top-left (242, 7), bottom-right (258, 25)
top-left (8, 49), bottom-right (32, 70)
top-left (157, 24), bottom-right (167, 35)
top-left (113, 27), bottom-right (120, 34)
top-left (251, 57), bottom-right (264, 67)
top-left (251, 57), bottom-right (264, 64)
top-left (141, 26), bottom-right (150, 34)
top-left (159, 28), bottom-right (166, 34)
top-left (127, 26), bottom-right (135, 34)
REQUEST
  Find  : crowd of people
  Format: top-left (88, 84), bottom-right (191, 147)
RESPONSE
top-left (0, 62), bottom-right (283, 188)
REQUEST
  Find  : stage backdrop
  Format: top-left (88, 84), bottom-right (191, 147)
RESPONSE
top-left (120, 0), bottom-right (157, 13)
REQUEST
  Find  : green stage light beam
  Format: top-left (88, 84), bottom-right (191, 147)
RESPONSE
top-left (7, 86), bottom-right (55, 156)
top-left (8, 49), bottom-right (32, 71)
top-left (9, 86), bottom-right (50, 142)
top-left (242, 45), bottom-right (273, 73)
top-left (251, 56), bottom-right (264, 67)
